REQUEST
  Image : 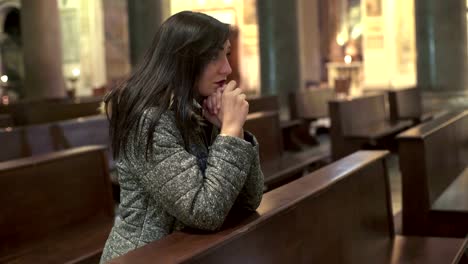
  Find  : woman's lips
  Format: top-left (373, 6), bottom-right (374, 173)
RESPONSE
top-left (215, 80), bottom-right (226, 87)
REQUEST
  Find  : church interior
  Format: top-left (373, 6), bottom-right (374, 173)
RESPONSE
top-left (0, 0), bottom-right (467, 263)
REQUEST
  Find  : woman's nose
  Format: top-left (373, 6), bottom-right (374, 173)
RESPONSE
top-left (220, 58), bottom-right (232, 75)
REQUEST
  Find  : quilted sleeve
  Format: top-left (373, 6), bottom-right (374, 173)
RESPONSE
top-left (231, 131), bottom-right (264, 211)
top-left (139, 112), bottom-right (255, 231)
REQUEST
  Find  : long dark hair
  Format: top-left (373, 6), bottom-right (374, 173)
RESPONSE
top-left (105, 11), bottom-right (230, 160)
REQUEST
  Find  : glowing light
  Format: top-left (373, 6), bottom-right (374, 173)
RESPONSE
top-left (344, 55), bottom-right (352, 64)
top-left (1, 75), bottom-right (8, 83)
top-left (351, 25), bottom-right (362, 40)
top-left (72, 68), bottom-right (80, 77)
top-left (336, 34), bottom-right (346, 46)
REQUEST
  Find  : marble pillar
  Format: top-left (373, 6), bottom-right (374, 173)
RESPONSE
top-left (21, 0), bottom-right (66, 99)
top-left (415, 0), bottom-right (468, 111)
top-left (297, 0), bottom-right (321, 87)
top-left (257, 0), bottom-right (300, 119)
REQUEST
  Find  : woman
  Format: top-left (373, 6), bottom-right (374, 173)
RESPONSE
top-left (100, 11), bottom-right (264, 262)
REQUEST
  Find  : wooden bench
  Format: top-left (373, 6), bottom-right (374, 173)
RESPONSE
top-left (108, 150), bottom-right (468, 264)
top-left (247, 94), bottom-right (279, 113)
top-left (53, 115), bottom-right (114, 169)
top-left (397, 110), bottom-right (468, 238)
top-left (329, 93), bottom-right (412, 160)
top-left (244, 111), bottom-right (330, 190)
top-left (388, 87), bottom-right (434, 123)
top-left (0, 122), bottom-right (57, 162)
top-left (289, 87), bottom-right (335, 121)
top-left (0, 97), bottom-right (102, 126)
top-left (0, 115), bottom-right (110, 162)
top-left (0, 146), bottom-right (114, 263)
top-left (248, 95), bottom-right (318, 151)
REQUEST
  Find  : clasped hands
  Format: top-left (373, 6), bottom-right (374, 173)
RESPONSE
top-left (202, 80), bottom-right (248, 138)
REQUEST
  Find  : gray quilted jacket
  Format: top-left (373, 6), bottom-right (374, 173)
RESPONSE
top-left (100, 109), bottom-right (264, 262)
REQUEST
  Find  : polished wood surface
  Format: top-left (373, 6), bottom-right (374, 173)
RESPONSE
top-left (244, 111), bottom-right (283, 163)
top-left (388, 87), bottom-right (424, 122)
top-left (289, 88), bottom-right (335, 120)
top-left (54, 115), bottom-right (114, 171)
top-left (109, 150), bottom-right (466, 264)
top-left (0, 146), bottom-right (114, 263)
top-left (0, 122), bottom-right (57, 162)
top-left (390, 235), bottom-right (467, 264)
top-left (397, 110), bottom-right (468, 237)
top-left (329, 94), bottom-right (411, 160)
top-left (109, 151), bottom-right (391, 264)
top-left (0, 97), bottom-right (102, 126)
top-left (0, 114), bottom-right (112, 164)
top-left (344, 120), bottom-right (412, 140)
top-left (247, 95), bottom-right (279, 113)
top-left (433, 167), bottom-right (468, 211)
top-left (244, 111), bottom-right (329, 190)
top-left (247, 95), bottom-right (318, 151)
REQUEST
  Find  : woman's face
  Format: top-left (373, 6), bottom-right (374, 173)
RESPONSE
top-left (197, 40), bottom-right (232, 97)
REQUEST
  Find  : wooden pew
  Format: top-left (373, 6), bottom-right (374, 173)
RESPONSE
top-left (0, 115), bottom-right (111, 160)
top-left (53, 115), bottom-right (114, 169)
top-left (289, 87), bottom-right (335, 120)
top-left (108, 151), bottom-right (468, 264)
top-left (248, 94), bottom-right (318, 151)
top-left (397, 110), bottom-right (468, 237)
top-left (0, 146), bottom-right (114, 263)
top-left (244, 111), bottom-right (330, 190)
top-left (247, 95), bottom-right (279, 113)
top-left (388, 87), bottom-right (434, 123)
top-left (0, 97), bottom-right (102, 126)
top-left (329, 93), bottom-right (412, 160)
top-left (0, 123), bottom-right (57, 162)
top-left (53, 115), bottom-right (118, 200)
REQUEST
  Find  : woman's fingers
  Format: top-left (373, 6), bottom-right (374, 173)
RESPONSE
top-left (216, 89), bottom-right (222, 112)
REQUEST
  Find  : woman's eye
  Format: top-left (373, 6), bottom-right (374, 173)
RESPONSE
top-left (210, 53), bottom-right (219, 61)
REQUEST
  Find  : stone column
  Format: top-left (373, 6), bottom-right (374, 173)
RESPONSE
top-left (257, 0), bottom-right (300, 119)
top-left (127, 0), bottom-right (164, 67)
top-left (415, 0), bottom-right (468, 111)
top-left (297, 0), bottom-right (321, 87)
top-left (21, 0), bottom-right (66, 99)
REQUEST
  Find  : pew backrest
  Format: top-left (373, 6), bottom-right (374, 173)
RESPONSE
top-left (109, 151), bottom-right (394, 264)
top-left (243, 111), bottom-right (283, 163)
top-left (0, 146), bottom-right (114, 250)
top-left (0, 98), bottom-right (102, 126)
top-left (54, 114), bottom-right (109, 149)
top-left (289, 88), bottom-right (335, 120)
top-left (388, 87), bottom-right (423, 121)
top-left (329, 94), bottom-right (388, 134)
top-left (247, 95), bottom-right (279, 113)
top-left (397, 111), bottom-right (468, 207)
top-left (0, 122), bottom-right (57, 161)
